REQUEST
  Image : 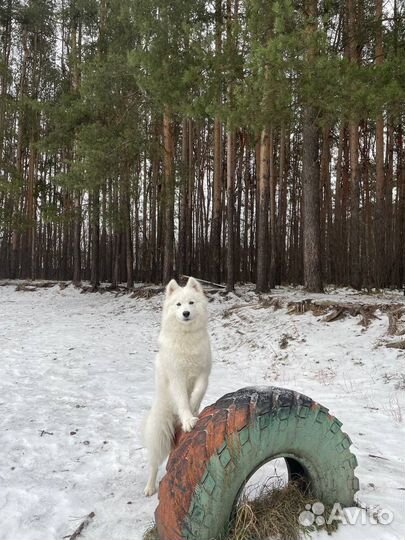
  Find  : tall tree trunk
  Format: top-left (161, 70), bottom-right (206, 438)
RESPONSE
top-left (72, 193), bottom-right (81, 286)
top-left (278, 125), bottom-right (287, 282)
top-left (123, 164), bottom-right (133, 289)
top-left (269, 128), bottom-right (277, 287)
top-left (70, 15), bottom-right (81, 286)
top-left (362, 126), bottom-right (373, 286)
top-left (374, 0), bottom-right (385, 287)
top-left (99, 184), bottom-right (107, 281)
top-left (320, 126), bottom-right (332, 281)
top-left (210, 0), bottom-right (223, 283)
top-left (385, 123), bottom-right (394, 282)
top-left (150, 119), bottom-right (160, 282)
top-left (349, 122), bottom-right (361, 289)
top-left (335, 125), bottom-right (344, 284)
top-left (162, 108), bottom-right (175, 283)
top-left (111, 182), bottom-right (120, 287)
top-left (186, 118), bottom-right (194, 275)
top-left (90, 190), bottom-right (100, 287)
top-left (16, 25), bottom-right (28, 279)
top-left (234, 131), bottom-right (244, 283)
top-left (141, 154), bottom-right (149, 281)
top-left (347, 0), bottom-right (361, 289)
top-left (242, 146), bottom-right (250, 281)
top-left (178, 118), bottom-right (189, 276)
top-left (225, 0), bottom-right (237, 291)
top-left (302, 0), bottom-right (322, 292)
top-left (256, 128), bottom-right (269, 292)
top-left (90, 0), bottom-right (107, 288)
top-left (289, 136), bottom-right (301, 282)
top-left (26, 140), bottom-right (37, 279)
top-left (396, 125), bottom-right (405, 288)
top-left (211, 116), bottom-right (222, 283)
top-left (226, 129), bottom-right (235, 291)
top-left (302, 106), bottom-right (322, 292)
top-left (0, 0), bottom-right (12, 169)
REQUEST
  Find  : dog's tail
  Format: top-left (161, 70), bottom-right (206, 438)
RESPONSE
top-left (143, 402), bottom-right (176, 466)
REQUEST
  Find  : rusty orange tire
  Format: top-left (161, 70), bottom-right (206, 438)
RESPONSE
top-left (155, 386), bottom-right (358, 540)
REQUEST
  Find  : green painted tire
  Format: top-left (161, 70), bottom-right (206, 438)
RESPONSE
top-left (155, 386), bottom-right (359, 540)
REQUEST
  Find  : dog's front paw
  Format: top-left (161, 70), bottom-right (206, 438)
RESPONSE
top-left (182, 415), bottom-right (199, 432)
top-left (144, 482), bottom-right (157, 497)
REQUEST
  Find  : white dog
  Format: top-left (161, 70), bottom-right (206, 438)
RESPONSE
top-left (143, 276), bottom-right (212, 496)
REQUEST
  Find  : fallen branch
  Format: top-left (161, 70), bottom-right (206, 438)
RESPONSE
top-left (258, 296), bottom-right (282, 310)
top-left (287, 299), bottom-right (314, 314)
top-left (131, 286), bottom-right (164, 299)
top-left (369, 454), bottom-right (390, 461)
top-left (14, 280), bottom-right (61, 291)
top-left (39, 430), bottom-right (53, 437)
top-left (1, 280), bottom-right (69, 289)
top-left (32, 281), bottom-right (60, 288)
top-left (15, 283), bottom-right (37, 292)
top-left (64, 512), bottom-right (95, 540)
top-left (222, 303), bottom-right (258, 318)
top-left (180, 275), bottom-right (226, 289)
top-left (287, 300), bottom-right (382, 327)
top-left (323, 308), bottom-right (344, 323)
top-left (385, 340), bottom-right (405, 350)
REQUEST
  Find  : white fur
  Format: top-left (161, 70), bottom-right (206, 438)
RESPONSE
top-left (143, 277), bottom-right (212, 496)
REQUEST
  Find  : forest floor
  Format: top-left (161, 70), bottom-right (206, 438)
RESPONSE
top-left (1, 282), bottom-right (405, 540)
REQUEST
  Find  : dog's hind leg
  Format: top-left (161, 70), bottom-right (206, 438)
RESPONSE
top-left (143, 403), bottom-right (175, 497)
top-left (144, 463), bottom-right (159, 497)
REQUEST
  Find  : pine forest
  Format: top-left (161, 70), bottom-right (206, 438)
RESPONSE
top-left (0, 0), bottom-right (404, 292)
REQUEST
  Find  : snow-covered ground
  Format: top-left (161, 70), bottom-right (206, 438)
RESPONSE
top-left (1, 283), bottom-right (404, 540)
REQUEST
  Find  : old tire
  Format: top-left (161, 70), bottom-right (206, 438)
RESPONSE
top-left (155, 386), bottom-right (359, 540)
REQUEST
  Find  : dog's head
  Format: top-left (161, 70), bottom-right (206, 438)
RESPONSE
top-left (162, 277), bottom-right (208, 331)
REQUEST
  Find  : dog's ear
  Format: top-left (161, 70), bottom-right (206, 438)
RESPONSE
top-left (166, 279), bottom-right (180, 296)
top-left (186, 277), bottom-right (203, 294)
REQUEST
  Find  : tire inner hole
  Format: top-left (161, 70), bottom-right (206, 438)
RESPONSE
top-left (238, 456), bottom-right (311, 502)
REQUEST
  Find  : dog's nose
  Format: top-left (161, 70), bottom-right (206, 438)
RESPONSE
top-left (183, 311), bottom-right (190, 318)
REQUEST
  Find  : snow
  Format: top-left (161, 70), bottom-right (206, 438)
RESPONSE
top-left (0, 283), bottom-right (404, 540)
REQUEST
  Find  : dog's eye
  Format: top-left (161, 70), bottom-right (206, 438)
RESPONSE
top-left (176, 302), bottom-right (181, 307)
top-left (189, 301), bottom-right (194, 305)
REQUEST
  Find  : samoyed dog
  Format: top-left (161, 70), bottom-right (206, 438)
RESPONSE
top-left (143, 276), bottom-right (212, 496)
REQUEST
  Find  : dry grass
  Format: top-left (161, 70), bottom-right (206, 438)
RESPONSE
top-left (226, 478), bottom-right (338, 540)
top-left (143, 523), bottom-right (159, 540)
top-left (387, 394), bottom-right (403, 423)
top-left (142, 478), bottom-right (339, 540)
top-left (312, 367), bottom-right (337, 386)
